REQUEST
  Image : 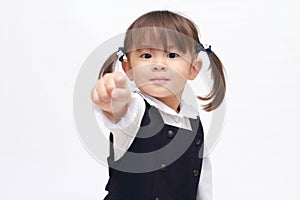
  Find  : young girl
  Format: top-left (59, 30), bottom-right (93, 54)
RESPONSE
top-left (92, 10), bottom-right (226, 200)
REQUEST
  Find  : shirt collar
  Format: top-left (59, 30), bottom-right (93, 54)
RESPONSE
top-left (134, 89), bottom-right (198, 119)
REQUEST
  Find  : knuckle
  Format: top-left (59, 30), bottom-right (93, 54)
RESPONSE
top-left (98, 91), bottom-right (110, 101)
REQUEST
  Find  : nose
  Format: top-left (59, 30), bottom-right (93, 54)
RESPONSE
top-left (151, 64), bottom-right (167, 71)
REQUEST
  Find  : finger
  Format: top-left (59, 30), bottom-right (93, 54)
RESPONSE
top-left (114, 72), bottom-right (128, 89)
top-left (103, 74), bottom-right (117, 96)
top-left (112, 87), bottom-right (131, 102)
top-left (96, 83), bottom-right (113, 112)
top-left (91, 86), bottom-right (99, 104)
top-left (97, 79), bottom-right (111, 104)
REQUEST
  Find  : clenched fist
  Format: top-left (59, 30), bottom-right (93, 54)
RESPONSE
top-left (92, 72), bottom-right (131, 121)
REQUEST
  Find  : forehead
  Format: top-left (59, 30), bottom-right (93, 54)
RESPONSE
top-left (134, 44), bottom-right (178, 52)
top-left (124, 27), bottom-right (198, 53)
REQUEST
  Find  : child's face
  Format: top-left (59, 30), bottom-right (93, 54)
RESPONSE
top-left (122, 47), bottom-right (201, 101)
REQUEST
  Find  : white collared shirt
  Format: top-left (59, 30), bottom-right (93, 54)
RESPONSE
top-left (94, 89), bottom-right (213, 200)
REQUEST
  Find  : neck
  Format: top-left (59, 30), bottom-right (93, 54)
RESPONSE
top-left (156, 93), bottom-right (182, 113)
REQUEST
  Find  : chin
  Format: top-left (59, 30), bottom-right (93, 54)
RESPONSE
top-left (140, 85), bottom-right (178, 98)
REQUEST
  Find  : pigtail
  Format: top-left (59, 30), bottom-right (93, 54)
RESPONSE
top-left (198, 50), bottom-right (226, 111)
top-left (98, 51), bottom-right (119, 79)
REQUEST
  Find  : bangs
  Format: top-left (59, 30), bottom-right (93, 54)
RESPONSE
top-left (124, 27), bottom-right (197, 54)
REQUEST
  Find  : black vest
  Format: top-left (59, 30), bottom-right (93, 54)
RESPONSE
top-left (104, 100), bottom-right (204, 200)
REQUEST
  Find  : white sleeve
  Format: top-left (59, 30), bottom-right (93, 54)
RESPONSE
top-left (94, 92), bottom-right (146, 161)
top-left (196, 154), bottom-right (213, 200)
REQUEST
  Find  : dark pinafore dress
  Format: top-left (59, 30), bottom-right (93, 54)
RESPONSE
top-left (104, 100), bottom-right (204, 200)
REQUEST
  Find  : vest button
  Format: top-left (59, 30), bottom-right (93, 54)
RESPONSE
top-left (160, 163), bottom-right (167, 171)
top-left (193, 169), bottom-right (199, 177)
top-left (195, 138), bottom-right (201, 145)
top-left (155, 198), bottom-right (160, 200)
top-left (167, 130), bottom-right (175, 138)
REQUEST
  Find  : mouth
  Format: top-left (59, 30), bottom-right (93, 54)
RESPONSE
top-left (149, 77), bottom-right (170, 83)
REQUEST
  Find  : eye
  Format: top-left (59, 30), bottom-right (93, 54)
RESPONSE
top-left (141, 53), bottom-right (152, 59)
top-left (167, 52), bottom-right (179, 58)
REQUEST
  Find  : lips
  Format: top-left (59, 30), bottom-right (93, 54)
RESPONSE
top-left (150, 77), bottom-right (170, 83)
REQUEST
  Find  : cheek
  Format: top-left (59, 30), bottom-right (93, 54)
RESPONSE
top-left (132, 66), bottom-right (147, 76)
top-left (131, 66), bottom-right (151, 84)
top-left (171, 64), bottom-right (191, 79)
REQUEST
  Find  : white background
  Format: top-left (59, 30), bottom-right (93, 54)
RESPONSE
top-left (1, 0), bottom-right (300, 199)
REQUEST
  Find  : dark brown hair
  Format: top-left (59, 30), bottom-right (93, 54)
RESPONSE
top-left (99, 10), bottom-right (226, 111)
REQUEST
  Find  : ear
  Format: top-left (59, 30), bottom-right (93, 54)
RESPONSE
top-left (189, 58), bottom-right (202, 80)
top-left (121, 60), bottom-right (133, 80)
